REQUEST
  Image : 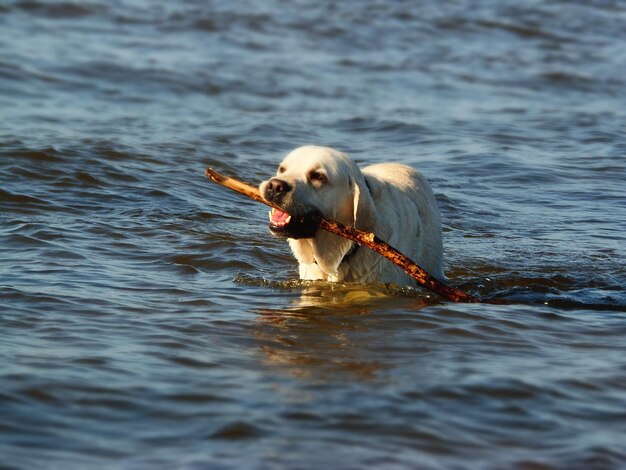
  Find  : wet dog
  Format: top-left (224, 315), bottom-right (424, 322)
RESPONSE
top-left (259, 146), bottom-right (444, 286)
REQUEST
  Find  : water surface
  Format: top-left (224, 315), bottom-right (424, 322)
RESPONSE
top-left (1, 1), bottom-right (625, 468)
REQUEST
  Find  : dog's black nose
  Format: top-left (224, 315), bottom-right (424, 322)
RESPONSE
top-left (265, 178), bottom-right (292, 198)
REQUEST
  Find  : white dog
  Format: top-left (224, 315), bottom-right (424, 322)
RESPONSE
top-left (259, 146), bottom-right (444, 286)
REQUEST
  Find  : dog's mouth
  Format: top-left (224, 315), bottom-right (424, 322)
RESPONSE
top-left (268, 207), bottom-right (320, 239)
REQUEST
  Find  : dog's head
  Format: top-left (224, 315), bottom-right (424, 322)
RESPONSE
top-left (259, 146), bottom-right (374, 240)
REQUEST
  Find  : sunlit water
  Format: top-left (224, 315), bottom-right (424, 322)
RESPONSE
top-left (1, 1), bottom-right (625, 468)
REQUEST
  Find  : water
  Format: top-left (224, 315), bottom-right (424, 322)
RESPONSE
top-left (1, 0), bottom-right (626, 468)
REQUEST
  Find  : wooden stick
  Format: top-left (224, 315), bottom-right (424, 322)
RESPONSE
top-left (205, 168), bottom-right (481, 303)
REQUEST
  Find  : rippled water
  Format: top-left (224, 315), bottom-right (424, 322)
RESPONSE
top-left (1, 1), bottom-right (626, 468)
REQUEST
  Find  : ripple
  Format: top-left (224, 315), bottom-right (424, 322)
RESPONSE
top-left (18, 387), bottom-right (61, 404)
top-left (209, 421), bottom-right (266, 440)
top-left (163, 393), bottom-right (232, 404)
top-left (11, 0), bottom-right (103, 18)
top-left (165, 355), bottom-right (218, 369)
top-left (0, 189), bottom-right (52, 209)
top-left (334, 117), bottom-right (429, 144)
top-left (476, 18), bottom-right (573, 42)
top-left (10, 147), bottom-right (65, 162)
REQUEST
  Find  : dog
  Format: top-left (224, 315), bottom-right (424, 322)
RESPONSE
top-left (259, 146), bottom-right (444, 286)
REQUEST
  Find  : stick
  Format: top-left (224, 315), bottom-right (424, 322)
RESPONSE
top-left (205, 168), bottom-right (481, 303)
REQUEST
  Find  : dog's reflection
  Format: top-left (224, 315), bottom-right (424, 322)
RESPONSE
top-left (252, 281), bottom-right (435, 381)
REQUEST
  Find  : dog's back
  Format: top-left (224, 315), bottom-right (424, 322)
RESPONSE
top-left (361, 163), bottom-right (444, 282)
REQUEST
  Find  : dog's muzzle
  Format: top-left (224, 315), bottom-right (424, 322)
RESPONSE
top-left (264, 178), bottom-right (292, 204)
top-left (262, 178), bottom-right (320, 239)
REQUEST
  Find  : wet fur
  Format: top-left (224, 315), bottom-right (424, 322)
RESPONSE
top-left (259, 146), bottom-right (444, 286)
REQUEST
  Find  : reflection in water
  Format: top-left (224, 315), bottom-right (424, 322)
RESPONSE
top-left (237, 274), bottom-right (436, 308)
top-left (248, 279), bottom-right (435, 381)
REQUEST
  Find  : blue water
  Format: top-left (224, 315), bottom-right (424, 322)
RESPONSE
top-left (1, 1), bottom-right (625, 468)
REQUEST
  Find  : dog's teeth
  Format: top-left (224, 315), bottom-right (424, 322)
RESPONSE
top-left (285, 216), bottom-right (291, 224)
top-left (268, 210), bottom-right (272, 222)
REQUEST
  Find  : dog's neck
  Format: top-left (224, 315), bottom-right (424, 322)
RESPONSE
top-left (339, 241), bottom-right (360, 267)
top-left (290, 175), bottom-right (372, 280)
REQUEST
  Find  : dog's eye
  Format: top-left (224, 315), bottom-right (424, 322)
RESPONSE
top-left (278, 166), bottom-right (286, 174)
top-left (308, 170), bottom-right (327, 186)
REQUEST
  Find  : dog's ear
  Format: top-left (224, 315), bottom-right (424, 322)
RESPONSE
top-left (350, 176), bottom-right (375, 231)
top-left (351, 177), bottom-right (361, 225)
